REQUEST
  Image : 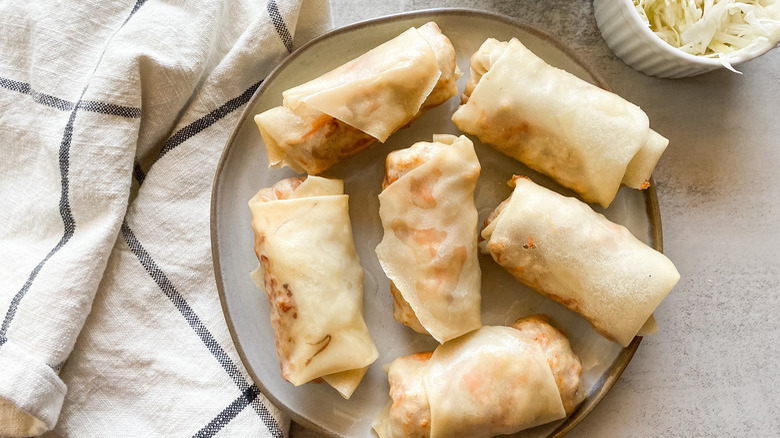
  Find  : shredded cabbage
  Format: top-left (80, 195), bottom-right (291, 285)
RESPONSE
top-left (633, 0), bottom-right (780, 72)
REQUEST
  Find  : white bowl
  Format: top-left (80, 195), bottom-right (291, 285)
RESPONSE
top-left (594, 0), bottom-right (779, 78)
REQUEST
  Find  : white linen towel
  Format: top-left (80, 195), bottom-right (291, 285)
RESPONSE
top-left (0, 0), bottom-right (331, 436)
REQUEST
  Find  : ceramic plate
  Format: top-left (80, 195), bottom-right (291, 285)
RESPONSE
top-left (212, 8), bottom-right (663, 438)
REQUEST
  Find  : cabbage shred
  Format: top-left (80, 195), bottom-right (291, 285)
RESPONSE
top-left (633, 0), bottom-right (780, 70)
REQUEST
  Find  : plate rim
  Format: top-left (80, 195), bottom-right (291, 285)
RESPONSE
top-left (211, 7), bottom-right (664, 438)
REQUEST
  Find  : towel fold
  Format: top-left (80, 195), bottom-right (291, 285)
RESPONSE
top-left (0, 0), bottom-right (331, 435)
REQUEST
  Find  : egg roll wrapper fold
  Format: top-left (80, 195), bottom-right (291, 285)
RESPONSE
top-left (480, 176), bottom-right (680, 347)
top-left (425, 327), bottom-right (566, 438)
top-left (452, 38), bottom-right (668, 207)
top-left (373, 325), bottom-right (568, 438)
top-left (376, 135), bottom-right (482, 343)
top-left (255, 22), bottom-right (460, 174)
top-left (249, 176), bottom-right (378, 395)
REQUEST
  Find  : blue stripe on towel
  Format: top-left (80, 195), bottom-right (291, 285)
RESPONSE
top-left (121, 220), bottom-right (283, 437)
top-left (157, 80), bottom-right (263, 160)
top-left (0, 77), bottom-right (141, 117)
top-left (0, 0), bottom-right (147, 345)
top-left (267, 0), bottom-right (294, 53)
top-left (193, 385), bottom-right (261, 438)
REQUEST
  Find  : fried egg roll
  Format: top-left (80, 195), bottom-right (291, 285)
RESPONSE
top-left (255, 22), bottom-right (461, 174)
top-left (375, 135), bottom-right (482, 343)
top-left (481, 176), bottom-right (680, 347)
top-left (373, 316), bottom-right (582, 438)
top-left (452, 38), bottom-right (669, 208)
top-left (248, 176), bottom-right (378, 398)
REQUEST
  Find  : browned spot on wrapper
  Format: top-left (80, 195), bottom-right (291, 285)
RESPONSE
top-left (286, 115), bottom-right (376, 175)
top-left (257, 253), bottom-right (298, 381)
top-left (305, 334), bottom-right (332, 366)
top-left (543, 291), bottom-right (580, 315)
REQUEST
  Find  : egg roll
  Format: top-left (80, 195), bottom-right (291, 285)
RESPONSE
top-left (452, 38), bottom-right (669, 208)
top-left (481, 176), bottom-right (680, 347)
top-left (375, 134), bottom-right (482, 343)
top-left (248, 176), bottom-right (378, 398)
top-left (373, 316), bottom-right (582, 438)
top-left (255, 22), bottom-right (461, 174)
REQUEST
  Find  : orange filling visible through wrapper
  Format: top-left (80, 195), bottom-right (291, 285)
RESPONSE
top-left (480, 176), bottom-right (680, 347)
top-left (375, 135), bottom-right (482, 344)
top-left (374, 320), bottom-right (583, 438)
top-left (255, 22), bottom-right (461, 174)
top-left (452, 38), bottom-right (669, 208)
top-left (248, 176), bottom-right (378, 399)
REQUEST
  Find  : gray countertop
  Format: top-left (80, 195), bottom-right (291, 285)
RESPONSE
top-left (293, 1), bottom-right (780, 437)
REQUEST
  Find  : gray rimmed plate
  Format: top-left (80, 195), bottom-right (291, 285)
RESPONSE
top-left (212, 8), bottom-right (663, 438)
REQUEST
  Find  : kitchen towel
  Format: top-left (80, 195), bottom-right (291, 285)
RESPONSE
top-left (0, 0), bottom-right (331, 436)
